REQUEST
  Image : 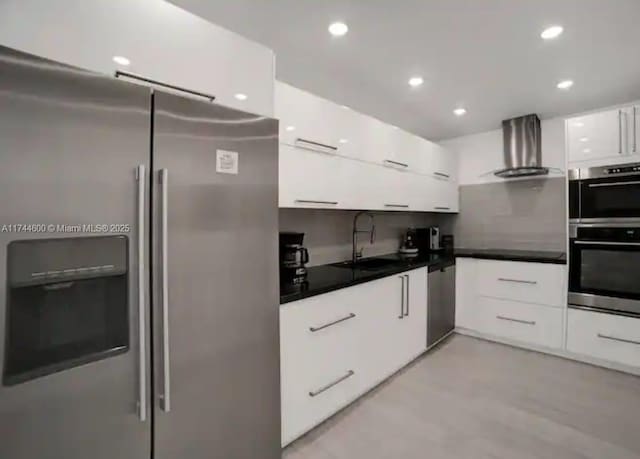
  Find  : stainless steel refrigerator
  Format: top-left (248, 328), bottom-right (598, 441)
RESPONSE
top-left (0, 45), bottom-right (281, 459)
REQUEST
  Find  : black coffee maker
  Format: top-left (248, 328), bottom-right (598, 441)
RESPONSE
top-left (279, 232), bottom-right (309, 284)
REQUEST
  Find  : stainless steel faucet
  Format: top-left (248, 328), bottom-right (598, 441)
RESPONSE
top-left (352, 211), bottom-right (376, 263)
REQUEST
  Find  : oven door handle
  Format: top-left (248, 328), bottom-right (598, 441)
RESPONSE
top-left (574, 241), bottom-right (640, 247)
top-left (587, 180), bottom-right (640, 188)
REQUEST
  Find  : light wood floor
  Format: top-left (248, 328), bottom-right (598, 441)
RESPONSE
top-left (283, 334), bottom-right (640, 459)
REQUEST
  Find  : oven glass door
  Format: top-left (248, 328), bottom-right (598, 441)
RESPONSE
top-left (570, 239), bottom-right (640, 305)
top-left (580, 175), bottom-right (640, 219)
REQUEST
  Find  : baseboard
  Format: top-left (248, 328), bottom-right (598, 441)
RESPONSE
top-left (455, 327), bottom-right (640, 377)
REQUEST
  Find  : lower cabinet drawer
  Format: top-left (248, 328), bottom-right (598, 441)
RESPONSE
top-left (281, 364), bottom-right (363, 446)
top-left (477, 260), bottom-right (565, 307)
top-left (567, 308), bottom-right (640, 368)
top-left (475, 296), bottom-right (563, 349)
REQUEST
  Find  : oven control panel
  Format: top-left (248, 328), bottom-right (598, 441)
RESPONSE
top-left (606, 164), bottom-right (640, 174)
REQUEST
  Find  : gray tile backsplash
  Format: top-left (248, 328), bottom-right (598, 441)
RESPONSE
top-left (280, 209), bottom-right (455, 266)
top-left (453, 177), bottom-right (567, 252)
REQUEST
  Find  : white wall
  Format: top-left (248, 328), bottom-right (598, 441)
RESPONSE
top-left (442, 117), bottom-right (566, 185)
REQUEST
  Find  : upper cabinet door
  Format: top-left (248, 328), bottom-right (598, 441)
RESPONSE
top-left (276, 83), bottom-right (351, 156)
top-left (419, 141), bottom-right (457, 182)
top-left (567, 108), bottom-right (629, 163)
top-left (0, 0), bottom-right (275, 116)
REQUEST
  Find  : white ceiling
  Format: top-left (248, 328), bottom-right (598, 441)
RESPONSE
top-left (169, 0), bottom-right (640, 141)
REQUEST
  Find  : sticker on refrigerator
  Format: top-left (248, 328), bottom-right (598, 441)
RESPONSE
top-left (216, 150), bottom-right (239, 175)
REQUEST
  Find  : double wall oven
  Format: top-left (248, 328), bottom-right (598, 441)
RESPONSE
top-left (569, 163), bottom-right (640, 318)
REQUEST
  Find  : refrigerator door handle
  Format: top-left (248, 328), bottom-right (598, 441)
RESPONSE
top-left (136, 164), bottom-right (147, 422)
top-left (160, 168), bottom-right (172, 412)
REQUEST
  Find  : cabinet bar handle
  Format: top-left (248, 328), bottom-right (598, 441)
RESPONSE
top-left (619, 109), bottom-right (623, 155)
top-left (309, 313), bottom-right (356, 332)
top-left (295, 138), bottom-right (338, 152)
top-left (115, 70), bottom-right (215, 101)
top-left (384, 159), bottom-right (409, 168)
top-left (309, 370), bottom-right (355, 397)
top-left (588, 180), bottom-right (640, 188)
top-left (634, 107), bottom-right (637, 153)
top-left (433, 172), bottom-right (450, 178)
top-left (498, 277), bottom-right (537, 285)
top-left (597, 333), bottom-right (640, 346)
top-left (295, 199), bottom-right (338, 205)
top-left (399, 276), bottom-right (405, 319)
top-left (385, 204), bottom-right (410, 208)
top-left (135, 165), bottom-right (147, 422)
top-left (404, 274), bottom-right (410, 317)
top-left (435, 206), bottom-right (451, 210)
top-left (496, 315), bottom-right (536, 325)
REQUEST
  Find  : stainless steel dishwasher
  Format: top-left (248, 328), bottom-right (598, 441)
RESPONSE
top-left (427, 263), bottom-right (456, 348)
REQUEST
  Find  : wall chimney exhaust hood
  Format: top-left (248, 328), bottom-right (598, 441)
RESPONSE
top-left (494, 114), bottom-right (549, 178)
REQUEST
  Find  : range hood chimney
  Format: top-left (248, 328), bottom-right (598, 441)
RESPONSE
top-left (494, 114), bottom-right (549, 178)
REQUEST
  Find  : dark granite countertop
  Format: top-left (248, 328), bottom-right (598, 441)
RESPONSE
top-left (280, 248), bottom-right (567, 305)
top-left (454, 248), bottom-right (567, 265)
top-left (280, 253), bottom-right (455, 305)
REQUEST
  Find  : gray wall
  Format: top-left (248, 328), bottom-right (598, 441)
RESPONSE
top-left (280, 209), bottom-right (455, 266)
top-left (453, 177), bottom-right (567, 251)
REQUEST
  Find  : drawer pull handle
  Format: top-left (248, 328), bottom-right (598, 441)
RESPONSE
top-left (496, 315), bottom-right (536, 326)
top-left (433, 172), bottom-right (450, 179)
top-left (498, 278), bottom-right (538, 285)
top-left (384, 204), bottom-right (410, 208)
top-left (295, 138), bottom-right (338, 153)
top-left (434, 206), bottom-right (451, 210)
top-left (309, 313), bottom-right (356, 332)
top-left (309, 370), bottom-right (355, 397)
top-left (384, 159), bottom-right (409, 168)
top-left (295, 199), bottom-right (339, 205)
top-left (597, 333), bottom-right (640, 346)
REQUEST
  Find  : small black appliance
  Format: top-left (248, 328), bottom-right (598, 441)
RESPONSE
top-left (279, 232), bottom-right (309, 284)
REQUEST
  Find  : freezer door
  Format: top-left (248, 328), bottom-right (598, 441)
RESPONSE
top-left (0, 47), bottom-right (152, 459)
top-left (151, 92), bottom-right (281, 459)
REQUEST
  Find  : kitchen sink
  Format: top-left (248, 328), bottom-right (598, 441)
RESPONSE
top-left (331, 257), bottom-right (399, 271)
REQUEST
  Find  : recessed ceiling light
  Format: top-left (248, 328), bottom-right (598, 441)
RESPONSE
top-left (339, 138), bottom-right (349, 144)
top-left (285, 125), bottom-right (296, 132)
top-left (572, 121), bottom-right (584, 127)
top-left (557, 80), bottom-right (574, 90)
top-left (583, 148), bottom-right (591, 153)
top-left (112, 55), bottom-right (130, 66)
top-left (234, 93), bottom-right (248, 101)
top-left (453, 108), bottom-right (467, 116)
top-left (580, 137), bottom-right (589, 142)
top-left (541, 25), bottom-right (564, 40)
top-left (328, 22), bottom-right (348, 37)
top-left (408, 76), bottom-right (424, 87)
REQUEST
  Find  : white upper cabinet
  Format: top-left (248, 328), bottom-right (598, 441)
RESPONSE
top-left (275, 81), bottom-right (459, 212)
top-left (0, 0), bottom-right (275, 116)
top-left (566, 105), bottom-right (640, 167)
top-left (277, 83), bottom-right (349, 153)
top-left (419, 141), bottom-right (458, 182)
top-left (567, 108), bottom-right (627, 163)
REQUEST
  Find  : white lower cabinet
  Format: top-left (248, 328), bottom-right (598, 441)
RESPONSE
top-left (455, 258), bottom-right (565, 350)
top-left (280, 268), bottom-right (428, 445)
top-left (474, 297), bottom-right (563, 349)
top-left (567, 308), bottom-right (640, 368)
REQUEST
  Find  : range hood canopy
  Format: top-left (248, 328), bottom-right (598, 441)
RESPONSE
top-left (494, 114), bottom-right (549, 178)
